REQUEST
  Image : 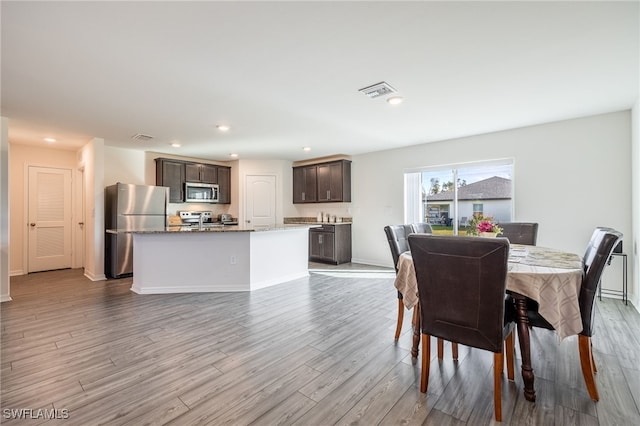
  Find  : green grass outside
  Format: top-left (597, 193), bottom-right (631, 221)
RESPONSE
top-left (430, 225), bottom-right (473, 236)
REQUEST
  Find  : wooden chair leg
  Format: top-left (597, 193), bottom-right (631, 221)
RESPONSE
top-left (452, 342), bottom-right (459, 361)
top-left (494, 352), bottom-right (503, 422)
top-left (437, 338), bottom-right (444, 360)
top-left (591, 340), bottom-right (597, 373)
top-left (420, 334), bottom-right (431, 393)
top-left (394, 299), bottom-right (404, 340)
top-left (579, 335), bottom-right (600, 401)
top-left (505, 331), bottom-right (515, 381)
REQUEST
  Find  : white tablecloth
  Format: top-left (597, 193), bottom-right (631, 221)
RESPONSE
top-left (394, 245), bottom-right (584, 339)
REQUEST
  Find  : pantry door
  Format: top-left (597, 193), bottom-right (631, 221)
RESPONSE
top-left (245, 175), bottom-right (276, 227)
top-left (28, 166), bottom-right (73, 272)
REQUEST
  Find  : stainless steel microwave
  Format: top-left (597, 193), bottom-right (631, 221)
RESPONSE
top-left (184, 182), bottom-right (219, 203)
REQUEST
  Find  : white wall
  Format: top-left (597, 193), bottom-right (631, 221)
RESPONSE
top-left (0, 117), bottom-right (10, 302)
top-left (352, 112), bottom-right (634, 303)
top-left (104, 146), bottom-right (146, 186)
top-left (631, 98), bottom-right (639, 308)
top-left (78, 138), bottom-right (105, 281)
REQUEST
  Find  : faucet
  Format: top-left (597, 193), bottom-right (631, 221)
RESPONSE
top-left (198, 213), bottom-right (204, 230)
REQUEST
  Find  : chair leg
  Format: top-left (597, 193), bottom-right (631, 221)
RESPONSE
top-left (394, 299), bottom-right (404, 340)
top-left (579, 335), bottom-right (600, 401)
top-left (494, 352), bottom-right (503, 422)
top-left (505, 331), bottom-right (515, 381)
top-left (437, 338), bottom-right (444, 360)
top-left (452, 342), bottom-right (459, 361)
top-left (420, 334), bottom-right (431, 393)
top-left (591, 340), bottom-right (597, 373)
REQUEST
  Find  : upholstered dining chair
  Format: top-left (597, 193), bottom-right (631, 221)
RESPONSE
top-left (499, 222), bottom-right (539, 245)
top-left (411, 222), bottom-right (433, 234)
top-left (524, 227), bottom-right (622, 401)
top-left (384, 225), bottom-right (415, 340)
top-left (384, 225), bottom-right (452, 359)
top-left (408, 234), bottom-right (516, 421)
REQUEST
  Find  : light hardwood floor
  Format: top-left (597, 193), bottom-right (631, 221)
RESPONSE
top-left (1, 265), bottom-right (639, 425)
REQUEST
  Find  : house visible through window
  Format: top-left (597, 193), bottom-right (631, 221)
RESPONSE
top-left (404, 160), bottom-right (513, 235)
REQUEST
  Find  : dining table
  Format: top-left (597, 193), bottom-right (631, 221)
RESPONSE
top-left (394, 243), bottom-right (584, 402)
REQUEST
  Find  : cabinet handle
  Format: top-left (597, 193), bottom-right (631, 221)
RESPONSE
top-left (302, 192), bottom-right (305, 201)
top-left (327, 190), bottom-right (330, 199)
top-left (319, 234), bottom-right (323, 244)
top-left (30, 223), bottom-right (36, 227)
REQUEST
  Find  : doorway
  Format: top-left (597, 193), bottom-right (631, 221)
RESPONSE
top-left (245, 175), bottom-right (276, 226)
top-left (27, 166), bottom-right (73, 272)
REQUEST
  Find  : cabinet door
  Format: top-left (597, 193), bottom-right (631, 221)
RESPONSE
top-left (309, 231), bottom-right (323, 258)
top-left (293, 166), bottom-right (317, 203)
top-left (317, 161), bottom-right (351, 202)
top-left (217, 167), bottom-right (231, 204)
top-left (309, 230), bottom-right (335, 262)
top-left (321, 232), bottom-right (335, 260)
top-left (185, 163), bottom-right (201, 182)
top-left (156, 159), bottom-right (185, 203)
top-left (200, 164), bottom-right (218, 184)
top-left (317, 163), bottom-right (342, 202)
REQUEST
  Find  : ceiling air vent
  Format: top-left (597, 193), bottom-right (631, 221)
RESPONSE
top-left (131, 133), bottom-right (154, 141)
top-left (358, 81), bottom-right (397, 99)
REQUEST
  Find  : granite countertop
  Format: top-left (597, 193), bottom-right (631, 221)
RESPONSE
top-left (106, 223), bottom-right (320, 234)
top-left (283, 217), bottom-right (352, 226)
top-left (293, 221), bottom-right (352, 226)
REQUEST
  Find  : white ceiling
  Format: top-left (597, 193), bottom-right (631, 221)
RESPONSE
top-left (2, 1), bottom-right (638, 161)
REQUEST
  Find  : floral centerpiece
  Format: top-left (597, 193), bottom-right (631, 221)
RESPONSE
top-left (466, 214), bottom-right (503, 237)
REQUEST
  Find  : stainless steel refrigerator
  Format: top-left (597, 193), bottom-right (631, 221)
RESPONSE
top-left (105, 183), bottom-right (168, 278)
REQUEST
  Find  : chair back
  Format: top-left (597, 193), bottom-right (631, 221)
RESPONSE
top-left (499, 222), bottom-right (539, 245)
top-left (408, 234), bottom-right (509, 353)
top-left (411, 223), bottom-right (433, 234)
top-left (580, 228), bottom-right (623, 337)
top-left (384, 225), bottom-right (414, 272)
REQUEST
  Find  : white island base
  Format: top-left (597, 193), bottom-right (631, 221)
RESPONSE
top-left (130, 227), bottom-right (311, 294)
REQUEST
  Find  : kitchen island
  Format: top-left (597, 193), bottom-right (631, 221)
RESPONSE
top-left (108, 224), bottom-right (318, 294)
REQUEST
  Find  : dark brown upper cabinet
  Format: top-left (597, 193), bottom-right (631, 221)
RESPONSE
top-left (217, 166), bottom-right (231, 204)
top-left (292, 165), bottom-right (317, 203)
top-left (294, 159), bottom-right (351, 204)
top-left (155, 158), bottom-right (185, 203)
top-left (185, 163), bottom-right (217, 184)
top-left (155, 158), bottom-right (232, 204)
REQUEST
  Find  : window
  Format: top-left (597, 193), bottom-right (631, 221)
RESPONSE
top-left (404, 160), bottom-right (513, 235)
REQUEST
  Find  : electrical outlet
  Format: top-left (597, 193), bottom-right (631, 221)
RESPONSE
top-left (230, 255), bottom-right (237, 265)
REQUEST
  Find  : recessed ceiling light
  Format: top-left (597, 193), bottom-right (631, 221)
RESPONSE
top-left (387, 96), bottom-right (404, 105)
top-left (230, 153), bottom-right (239, 158)
top-left (303, 147), bottom-right (311, 152)
top-left (217, 125), bottom-right (230, 132)
top-left (170, 142), bottom-right (181, 148)
top-left (44, 137), bottom-right (56, 143)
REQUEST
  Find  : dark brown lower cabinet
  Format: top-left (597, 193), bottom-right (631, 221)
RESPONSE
top-left (309, 224), bottom-right (351, 264)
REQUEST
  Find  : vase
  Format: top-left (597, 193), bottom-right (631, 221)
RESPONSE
top-left (479, 232), bottom-right (498, 238)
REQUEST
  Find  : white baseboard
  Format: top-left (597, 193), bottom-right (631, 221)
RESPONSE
top-left (84, 271), bottom-right (106, 281)
top-left (0, 294), bottom-right (13, 302)
top-left (350, 257), bottom-right (393, 269)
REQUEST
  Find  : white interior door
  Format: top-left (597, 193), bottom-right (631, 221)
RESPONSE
top-left (245, 175), bottom-right (276, 226)
top-left (28, 166), bottom-right (73, 272)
